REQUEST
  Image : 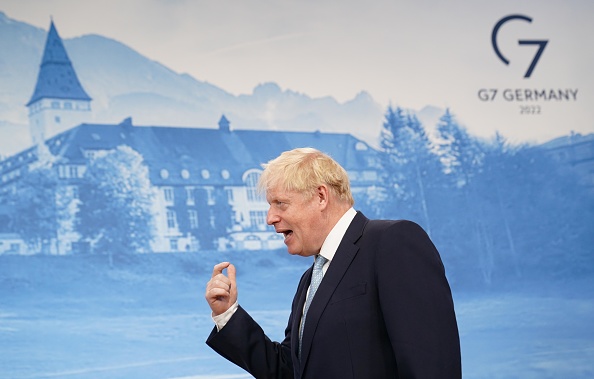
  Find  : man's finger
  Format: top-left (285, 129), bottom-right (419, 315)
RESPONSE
top-left (211, 262), bottom-right (230, 278)
top-left (227, 264), bottom-right (237, 286)
top-left (207, 287), bottom-right (230, 300)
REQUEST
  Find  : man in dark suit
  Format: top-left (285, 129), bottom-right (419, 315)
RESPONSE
top-left (205, 148), bottom-right (461, 378)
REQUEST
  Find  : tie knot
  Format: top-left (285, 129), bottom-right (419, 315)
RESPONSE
top-left (314, 255), bottom-right (328, 269)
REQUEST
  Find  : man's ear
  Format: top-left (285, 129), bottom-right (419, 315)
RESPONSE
top-left (316, 185), bottom-right (329, 209)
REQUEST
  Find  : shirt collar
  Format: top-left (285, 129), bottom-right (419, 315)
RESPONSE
top-left (319, 207), bottom-right (357, 262)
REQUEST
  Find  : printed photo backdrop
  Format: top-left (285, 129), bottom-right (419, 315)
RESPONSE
top-left (0, 1), bottom-right (593, 378)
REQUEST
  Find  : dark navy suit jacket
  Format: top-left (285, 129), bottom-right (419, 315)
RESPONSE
top-left (207, 212), bottom-right (461, 378)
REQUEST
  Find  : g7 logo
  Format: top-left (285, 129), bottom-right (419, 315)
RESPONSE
top-left (491, 15), bottom-right (548, 78)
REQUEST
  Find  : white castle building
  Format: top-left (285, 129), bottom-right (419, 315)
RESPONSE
top-left (0, 21), bottom-right (381, 254)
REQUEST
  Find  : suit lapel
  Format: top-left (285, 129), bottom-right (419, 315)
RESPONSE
top-left (291, 266), bottom-right (312, 368)
top-left (299, 212), bottom-right (368, 367)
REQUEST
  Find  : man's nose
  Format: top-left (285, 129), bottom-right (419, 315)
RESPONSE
top-left (266, 208), bottom-right (279, 225)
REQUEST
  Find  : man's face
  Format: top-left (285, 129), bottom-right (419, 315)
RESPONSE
top-left (266, 186), bottom-right (326, 257)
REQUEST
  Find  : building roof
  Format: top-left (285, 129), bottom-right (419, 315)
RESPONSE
top-left (29, 118), bottom-right (380, 187)
top-left (540, 132), bottom-right (594, 150)
top-left (26, 21), bottom-right (91, 106)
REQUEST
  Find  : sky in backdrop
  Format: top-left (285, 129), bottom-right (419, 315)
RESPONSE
top-left (2, 0), bottom-right (593, 144)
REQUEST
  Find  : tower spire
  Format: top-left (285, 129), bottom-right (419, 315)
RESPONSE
top-left (27, 20), bottom-right (91, 106)
top-left (26, 20), bottom-right (92, 145)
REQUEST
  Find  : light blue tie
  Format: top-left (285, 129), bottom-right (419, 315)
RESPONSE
top-left (299, 254), bottom-right (328, 358)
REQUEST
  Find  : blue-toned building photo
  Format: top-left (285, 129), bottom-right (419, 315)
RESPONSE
top-left (0, 21), bottom-right (381, 255)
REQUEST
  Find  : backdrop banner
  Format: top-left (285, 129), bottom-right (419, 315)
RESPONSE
top-left (0, 2), bottom-right (592, 379)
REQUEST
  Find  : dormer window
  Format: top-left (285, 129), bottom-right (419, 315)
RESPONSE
top-left (186, 187), bottom-right (195, 205)
top-left (163, 187), bottom-right (174, 204)
top-left (355, 141), bottom-right (368, 151)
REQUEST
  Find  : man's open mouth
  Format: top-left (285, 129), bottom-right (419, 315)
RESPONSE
top-left (280, 230), bottom-right (293, 240)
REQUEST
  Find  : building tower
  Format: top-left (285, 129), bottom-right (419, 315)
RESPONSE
top-left (26, 20), bottom-right (92, 146)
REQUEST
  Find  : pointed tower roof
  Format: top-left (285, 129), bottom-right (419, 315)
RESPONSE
top-left (26, 20), bottom-right (91, 106)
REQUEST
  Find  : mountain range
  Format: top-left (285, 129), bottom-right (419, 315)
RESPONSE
top-left (0, 11), bottom-right (412, 157)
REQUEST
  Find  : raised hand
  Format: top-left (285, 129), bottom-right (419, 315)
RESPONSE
top-left (205, 262), bottom-right (237, 316)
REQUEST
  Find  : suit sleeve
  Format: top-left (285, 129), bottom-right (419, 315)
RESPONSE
top-left (376, 220), bottom-right (461, 378)
top-left (206, 305), bottom-right (294, 379)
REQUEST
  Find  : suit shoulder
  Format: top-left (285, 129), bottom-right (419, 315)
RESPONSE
top-left (365, 219), bottom-right (435, 252)
top-left (367, 219), bottom-right (427, 235)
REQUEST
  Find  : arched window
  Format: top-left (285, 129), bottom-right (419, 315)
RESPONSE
top-left (243, 170), bottom-right (262, 202)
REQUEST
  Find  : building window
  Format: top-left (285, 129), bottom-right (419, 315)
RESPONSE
top-left (355, 141), bottom-right (368, 151)
top-left (226, 188), bottom-right (234, 202)
top-left (249, 210), bottom-right (267, 229)
top-left (186, 187), bottom-right (195, 205)
top-left (205, 187), bottom-right (215, 205)
top-left (209, 209), bottom-right (216, 228)
top-left (69, 166), bottom-right (78, 178)
top-left (58, 165), bottom-right (83, 179)
top-left (166, 210), bottom-right (177, 229)
top-left (51, 101), bottom-right (60, 109)
top-left (64, 102), bottom-right (72, 110)
top-left (188, 210), bottom-right (199, 229)
top-left (55, 116), bottom-right (61, 123)
top-left (83, 150), bottom-right (101, 160)
top-left (245, 171), bottom-right (261, 202)
top-left (170, 239), bottom-right (178, 251)
top-left (2, 169), bottom-right (21, 182)
top-left (163, 187), bottom-right (174, 204)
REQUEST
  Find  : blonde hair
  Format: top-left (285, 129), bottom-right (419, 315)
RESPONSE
top-left (258, 147), bottom-right (354, 206)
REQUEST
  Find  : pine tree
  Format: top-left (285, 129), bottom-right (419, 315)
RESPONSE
top-left (377, 105), bottom-right (409, 219)
top-left (477, 133), bottom-right (522, 278)
top-left (400, 113), bottom-right (444, 235)
top-left (434, 109), bottom-right (494, 284)
top-left (377, 105), bottom-right (444, 235)
top-left (435, 108), bottom-right (482, 184)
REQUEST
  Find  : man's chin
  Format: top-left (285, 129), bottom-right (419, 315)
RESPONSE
top-left (286, 246), bottom-right (305, 257)
top-left (287, 249), bottom-right (317, 258)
